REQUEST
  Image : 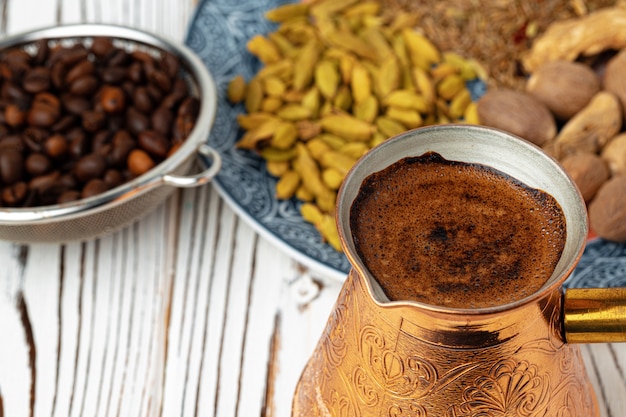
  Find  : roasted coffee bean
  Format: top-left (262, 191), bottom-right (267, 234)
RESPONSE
top-left (108, 114), bottom-right (125, 131)
top-left (121, 80), bottom-right (135, 100)
top-left (0, 148), bottom-right (24, 184)
top-left (151, 106), bottom-right (173, 135)
top-left (160, 52), bottom-right (180, 78)
top-left (109, 130), bottom-right (135, 166)
top-left (31, 92), bottom-right (62, 127)
top-left (62, 94), bottom-right (91, 115)
top-left (29, 170), bottom-right (60, 192)
top-left (174, 97), bottom-right (200, 140)
top-left (0, 63), bottom-right (13, 81)
top-left (75, 153), bottom-right (106, 183)
top-left (66, 60), bottom-right (95, 85)
top-left (23, 66), bottom-right (51, 93)
top-left (103, 169), bottom-right (123, 188)
top-left (133, 86), bottom-right (153, 114)
top-left (51, 114), bottom-right (76, 132)
top-left (81, 178), bottom-right (108, 198)
top-left (57, 189), bottom-right (80, 204)
top-left (127, 61), bottom-right (144, 84)
top-left (25, 153), bottom-right (52, 176)
top-left (108, 49), bottom-right (130, 67)
top-left (101, 66), bottom-right (127, 84)
top-left (149, 70), bottom-right (172, 93)
top-left (68, 131), bottom-right (88, 159)
top-left (51, 61), bottom-right (66, 89)
top-left (138, 130), bottom-right (169, 158)
top-left (0, 134), bottom-right (24, 151)
top-left (82, 110), bottom-right (106, 132)
top-left (100, 85), bottom-right (125, 113)
top-left (126, 106), bottom-right (149, 135)
top-left (2, 82), bottom-right (28, 104)
top-left (58, 47), bottom-right (88, 67)
top-left (2, 181), bottom-right (28, 206)
top-left (112, 129), bottom-right (134, 147)
top-left (5, 48), bottom-right (31, 64)
top-left (162, 78), bottom-right (188, 109)
top-left (27, 103), bottom-right (59, 128)
top-left (5, 104), bottom-right (25, 127)
top-left (131, 50), bottom-right (154, 64)
top-left (22, 127), bottom-right (47, 152)
top-left (142, 59), bottom-right (156, 79)
top-left (179, 96), bottom-right (200, 118)
top-left (0, 36), bottom-right (199, 207)
top-left (33, 40), bottom-right (49, 66)
top-left (91, 37), bottom-right (115, 60)
top-left (34, 92), bottom-right (61, 109)
top-left (4, 50), bottom-right (30, 78)
top-left (44, 134), bottom-right (68, 158)
top-left (57, 173), bottom-right (78, 190)
top-left (92, 130), bottom-right (112, 153)
top-left (145, 84), bottom-right (163, 103)
top-left (69, 75), bottom-right (99, 96)
top-left (127, 149), bottom-right (154, 176)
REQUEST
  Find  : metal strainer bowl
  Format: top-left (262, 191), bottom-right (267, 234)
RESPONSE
top-left (0, 24), bottom-right (221, 243)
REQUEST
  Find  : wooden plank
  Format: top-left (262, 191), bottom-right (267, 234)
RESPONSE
top-left (58, 0), bottom-right (85, 23)
top-left (161, 185), bottom-right (224, 417)
top-left (54, 242), bottom-right (83, 417)
top-left (206, 213), bottom-right (257, 417)
top-left (584, 343), bottom-right (626, 417)
top-left (271, 274), bottom-right (343, 417)
top-left (0, 244), bottom-right (31, 417)
top-left (6, 0), bottom-right (58, 33)
top-left (237, 239), bottom-right (298, 417)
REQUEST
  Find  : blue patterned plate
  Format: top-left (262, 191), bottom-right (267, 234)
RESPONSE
top-left (185, 0), bottom-right (626, 287)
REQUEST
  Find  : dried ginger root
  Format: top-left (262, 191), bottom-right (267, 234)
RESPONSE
top-left (523, 2), bottom-right (626, 72)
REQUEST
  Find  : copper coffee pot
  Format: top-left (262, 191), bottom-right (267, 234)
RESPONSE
top-left (292, 125), bottom-right (626, 417)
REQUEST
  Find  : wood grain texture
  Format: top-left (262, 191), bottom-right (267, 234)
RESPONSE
top-left (0, 1), bottom-right (624, 417)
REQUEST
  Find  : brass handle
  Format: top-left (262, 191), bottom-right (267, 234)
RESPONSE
top-left (564, 288), bottom-right (626, 343)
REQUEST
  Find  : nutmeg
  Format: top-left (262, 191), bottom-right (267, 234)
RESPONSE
top-left (526, 60), bottom-right (600, 121)
top-left (589, 175), bottom-right (626, 241)
top-left (560, 152), bottom-right (610, 202)
top-left (476, 88), bottom-right (556, 146)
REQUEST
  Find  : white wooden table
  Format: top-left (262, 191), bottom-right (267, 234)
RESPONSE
top-left (0, 1), bottom-right (625, 417)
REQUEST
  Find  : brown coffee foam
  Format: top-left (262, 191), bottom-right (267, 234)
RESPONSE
top-left (350, 152), bottom-right (566, 309)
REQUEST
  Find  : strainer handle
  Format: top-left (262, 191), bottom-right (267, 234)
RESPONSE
top-left (162, 144), bottom-right (222, 188)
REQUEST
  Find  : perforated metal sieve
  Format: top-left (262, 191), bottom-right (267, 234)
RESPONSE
top-left (0, 24), bottom-right (221, 243)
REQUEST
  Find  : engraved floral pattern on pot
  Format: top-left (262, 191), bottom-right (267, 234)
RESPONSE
top-left (325, 388), bottom-right (357, 417)
top-left (554, 382), bottom-right (595, 417)
top-left (320, 276), bottom-right (353, 369)
top-left (456, 358), bottom-right (550, 417)
top-left (358, 325), bottom-right (437, 398)
top-left (388, 403), bottom-right (428, 417)
top-left (353, 366), bottom-right (381, 407)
